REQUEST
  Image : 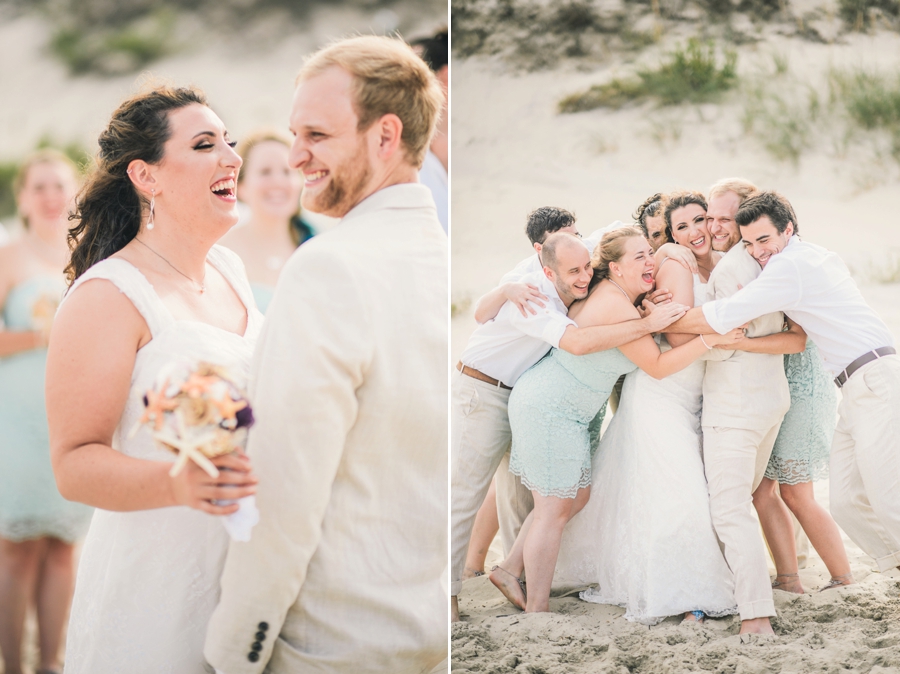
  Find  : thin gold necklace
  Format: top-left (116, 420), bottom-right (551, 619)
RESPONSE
top-left (608, 278), bottom-right (631, 302)
top-left (135, 237), bottom-right (206, 294)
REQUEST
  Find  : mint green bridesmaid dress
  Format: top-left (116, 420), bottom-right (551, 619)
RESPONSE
top-left (0, 276), bottom-right (93, 541)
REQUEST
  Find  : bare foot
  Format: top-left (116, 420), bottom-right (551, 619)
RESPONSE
top-left (451, 595), bottom-right (460, 622)
top-left (771, 573), bottom-right (804, 594)
top-left (489, 565), bottom-right (527, 611)
top-left (462, 566), bottom-right (484, 580)
top-left (739, 617), bottom-right (775, 635)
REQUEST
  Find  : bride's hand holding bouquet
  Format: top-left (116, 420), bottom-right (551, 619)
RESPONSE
top-left (131, 360), bottom-right (261, 538)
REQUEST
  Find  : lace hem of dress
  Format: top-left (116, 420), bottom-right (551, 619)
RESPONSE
top-left (508, 465), bottom-right (591, 499)
top-left (764, 456), bottom-right (829, 486)
top-left (0, 517), bottom-right (87, 543)
top-left (579, 587), bottom-right (739, 626)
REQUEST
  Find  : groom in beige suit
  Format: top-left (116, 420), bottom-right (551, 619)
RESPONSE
top-left (700, 179), bottom-right (790, 634)
top-left (204, 36), bottom-right (447, 673)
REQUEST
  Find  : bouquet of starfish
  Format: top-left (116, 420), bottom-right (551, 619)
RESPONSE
top-left (129, 360), bottom-right (255, 477)
top-left (31, 291), bottom-right (61, 343)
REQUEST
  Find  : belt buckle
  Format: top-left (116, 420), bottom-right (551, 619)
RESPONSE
top-left (834, 369), bottom-right (849, 389)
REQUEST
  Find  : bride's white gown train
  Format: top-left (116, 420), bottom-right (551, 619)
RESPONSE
top-left (554, 274), bottom-right (737, 625)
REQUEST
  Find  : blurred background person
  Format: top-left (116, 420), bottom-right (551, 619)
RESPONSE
top-left (411, 27), bottom-right (448, 234)
top-left (0, 149), bottom-right (93, 674)
top-left (219, 129), bottom-right (314, 314)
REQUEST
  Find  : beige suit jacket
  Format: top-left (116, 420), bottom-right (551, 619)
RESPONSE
top-left (701, 244), bottom-right (790, 430)
top-left (204, 184), bottom-right (448, 673)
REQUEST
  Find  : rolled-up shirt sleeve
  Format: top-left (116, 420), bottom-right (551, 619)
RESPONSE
top-left (508, 301), bottom-right (576, 348)
top-left (702, 252), bottom-right (802, 333)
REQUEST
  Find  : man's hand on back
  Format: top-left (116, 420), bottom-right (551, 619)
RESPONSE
top-left (640, 300), bottom-right (689, 333)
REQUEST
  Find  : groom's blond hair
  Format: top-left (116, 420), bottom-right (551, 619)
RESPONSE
top-left (297, 35), bottom-right (444, 168)
top-left (707, 178), bottom-right (759, 203)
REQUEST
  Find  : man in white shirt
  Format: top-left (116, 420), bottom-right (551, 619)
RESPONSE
top-left (451, 231), bottom-right (689, 621)
top-left (675, 191), bottom-right (900, 591)
top-left (205, 36), bottom-right (448, 673)
top-left (473, 207), bottom-right (630, 323)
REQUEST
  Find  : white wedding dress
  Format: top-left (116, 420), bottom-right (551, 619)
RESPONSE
top-left (554, 273), bottom-right (738, 625)
top-left (62, 246), bottom-right (263, 674)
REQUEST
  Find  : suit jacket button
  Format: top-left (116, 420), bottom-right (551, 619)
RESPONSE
top-left (251, 641), bottom-right (263, 652)
top-left (248, 651), bottom-right (260, 662)
top-left (255, 631), bottom-right (266, 641)
top-left (258, 622), bottom-right (269, 631)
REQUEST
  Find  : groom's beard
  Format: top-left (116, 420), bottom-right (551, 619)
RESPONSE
top-left (303, 137), bottom-right (372, 218)
top-left (712, 228), bottom-right (741, 253)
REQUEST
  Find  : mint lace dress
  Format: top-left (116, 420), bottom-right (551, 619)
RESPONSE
top-left (508, 347), bottom-right (635, 498)
top-left (0, 276), bottom-right (93, 542)
top-left (765, 339), bottom-right (837, 485)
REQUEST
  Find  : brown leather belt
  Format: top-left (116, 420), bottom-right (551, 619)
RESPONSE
top-left (834, 347), bottom-right (896, 388)
top-left (456, 361), bottom-right (512, 390)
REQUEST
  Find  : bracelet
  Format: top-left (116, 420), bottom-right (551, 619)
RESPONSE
top-left (699, 334), bottom-right (713, 350)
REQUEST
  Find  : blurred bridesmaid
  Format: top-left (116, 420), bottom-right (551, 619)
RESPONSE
top-left (0, 150), bottom-right (93, 674)
top-left (219, 129), bottom-right (314, 313)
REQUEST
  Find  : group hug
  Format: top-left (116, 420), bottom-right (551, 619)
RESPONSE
top-left (451, 179), bottom-right (900, 635)
top-left (0, 34), bottom-right (448, 674)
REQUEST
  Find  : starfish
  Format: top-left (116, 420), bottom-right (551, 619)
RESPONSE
top-left (181, 372), bottom-right (219, 399)
top-left (139, 382), bottom-right (179, 430)
top-left (157, 415), bottom-right (221, 478)
top-left (213, 395), bottom-right (247, 421)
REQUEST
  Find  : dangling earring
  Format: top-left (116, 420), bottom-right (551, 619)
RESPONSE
top-left (147, 190), bottom-right (155, 231)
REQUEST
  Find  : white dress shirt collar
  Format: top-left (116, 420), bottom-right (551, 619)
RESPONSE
top-left (341, 183), bottom-right (438, 224)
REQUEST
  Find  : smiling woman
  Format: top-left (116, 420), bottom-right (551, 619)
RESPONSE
top-left (45, 83), bottom-right (263, 673)
top-left (218, 129), bottom-right (311, 313)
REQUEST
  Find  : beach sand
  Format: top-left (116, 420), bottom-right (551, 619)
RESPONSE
top-left (451, 12), bottom-right (900, 674)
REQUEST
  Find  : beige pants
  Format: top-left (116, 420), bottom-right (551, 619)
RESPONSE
top-left (703, 423), bottom-right (781, 620)
top-left (450, 371), bottom-right (531, 596)
top-left (829, 355), bottom-right (900, 572)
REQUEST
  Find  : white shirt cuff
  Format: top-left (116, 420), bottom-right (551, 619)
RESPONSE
top-left (702, 301), bottom-right (728, 335)
top-left (543, 318), bottom-right (572, 348)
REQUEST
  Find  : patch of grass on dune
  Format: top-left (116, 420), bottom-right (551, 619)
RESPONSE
top-left (838, 0), bottom-right (900, 30)
top-left (830, 67), bottom-right (900, 160)
top-left (559, 38), bottom-right (737, 113)
top-left (830, 69), bottom-right (900, 130)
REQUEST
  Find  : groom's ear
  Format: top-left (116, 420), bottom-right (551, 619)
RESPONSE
top-left (785, 221), bottom-right (794, 237)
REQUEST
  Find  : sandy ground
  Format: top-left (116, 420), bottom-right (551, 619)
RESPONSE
top-left (450, 17), bottom-right (900, 674)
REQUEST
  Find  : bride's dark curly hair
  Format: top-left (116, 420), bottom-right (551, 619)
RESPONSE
top-left (65, 84), bottom-right (208, 285)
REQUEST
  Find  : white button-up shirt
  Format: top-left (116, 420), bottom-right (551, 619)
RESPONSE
top-left (460, 270), bottom-right (574, 387)
top-left (702, 236), bottom-right (895, 375)
top-left (499, 221), bottom-right (627, 284)
top-left (418, 150), bottom-right (447, 234)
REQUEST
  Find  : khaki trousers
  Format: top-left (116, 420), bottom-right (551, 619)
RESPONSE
top-left (450, 371), bottom-right (531, 596)
top-left (829, 356), bottom-right (900, 572)
top-left (703, 423), bottom-right (781, 620)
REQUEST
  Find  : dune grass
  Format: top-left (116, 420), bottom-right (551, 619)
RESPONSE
top-left (558, 39), bottom-right (737, 113)
top-left (838, 0), bottom-right (900, 30)
top-left (49, 9), bottom-right (177, 76)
